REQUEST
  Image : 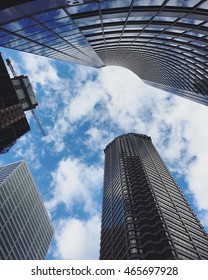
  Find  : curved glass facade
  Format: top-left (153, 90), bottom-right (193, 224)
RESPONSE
top-left (0, 0), bottom-right (207, 104)
top-left (100, 133), bottom-right (208, 260)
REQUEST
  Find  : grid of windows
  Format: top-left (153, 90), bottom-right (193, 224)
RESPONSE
top-left (100, 133), bottom-right (208, 260)
top-left (0, 161), bottom-right (53, 260)
top-left (0, 1), bottom-right (207, 105)
top-left (0, 53), bottom-right (30, 153)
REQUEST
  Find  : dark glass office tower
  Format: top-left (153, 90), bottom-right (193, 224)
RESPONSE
top-left (0, 0), bottom-right (208, 105)
top-left (100, 133), bottom-right (208, 260)
top-left (0, 161), bottom-right (53, 259)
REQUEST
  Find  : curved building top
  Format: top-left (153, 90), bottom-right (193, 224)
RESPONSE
top-left (0, 0), bottom-right (208, 104)
top-left (104, 132), bottom-right (151, 152)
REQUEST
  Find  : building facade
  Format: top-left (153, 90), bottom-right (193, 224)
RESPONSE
top-left (0, 161), bottom-right (53, 259)
top-left (0, 0), bottom-right (207, 105)
top-left (0, 53), bottom-right (30, 153)
top-left (100, 133), bottom-right (208, 260)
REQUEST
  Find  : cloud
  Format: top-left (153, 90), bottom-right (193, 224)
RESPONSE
top-left (85, 127), bottom-right (116, 155)
top-left (13, 133), bottom-right (41, 170)
top-left (15, 52), bottom-right (76, 152)
top-left (53, 215), bottom-right (101, 260)
top-left (68, 80), bottom-right (106, 122)
top-left (46, 156), bottom-right (103, 215)
top-left (18, 52), bottom-right (60, 88)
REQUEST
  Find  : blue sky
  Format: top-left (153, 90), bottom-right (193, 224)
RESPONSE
top-left (1, 46), bottom-right (208, 260)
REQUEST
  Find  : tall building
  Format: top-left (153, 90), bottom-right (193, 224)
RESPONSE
top-left (0, 0), bottom-right (207, 105)
top-left (100, 133), bottom-right (208, 260)
top-left (0, 53), bottom-right (30, 153)
top-left (0, 160), bottom-right (53, 259)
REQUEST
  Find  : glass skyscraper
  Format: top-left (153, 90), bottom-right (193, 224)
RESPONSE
top-left (0, 160), bottom-right (53, 259)
top-left (100, 133), bottom-right (208, 260)
top-left (0, 0), bottom-right (207, 105)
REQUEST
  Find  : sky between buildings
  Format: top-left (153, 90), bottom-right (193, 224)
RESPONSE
top-left (1, 46), bottom-right (208, 260)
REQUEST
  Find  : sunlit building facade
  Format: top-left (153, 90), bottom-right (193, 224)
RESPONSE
top-left (0, 0), bottom-right (208, 105)
top-left (0, 161), bottom-right (53, 259)
top-left (100, 133), bottom-right (208, 260)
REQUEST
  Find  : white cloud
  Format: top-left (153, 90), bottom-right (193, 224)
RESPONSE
top-left (53, 215), bottom-right (101, 260)
top-left (16, 52), bottom-right (75, 152)
top-left (19, 52), bottom-right (60, 88)
top-left (68, 80), bottom-right (106, 122)
top-left (13, 133), bottom-right (41, 170)
top-left (47, 157), bottom-right (103, 215)
top-left (85, 127), bottom-right (116, 154)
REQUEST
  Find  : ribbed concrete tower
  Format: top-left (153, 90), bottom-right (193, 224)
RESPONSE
top-left (99, 133), bottom-right (208, 260)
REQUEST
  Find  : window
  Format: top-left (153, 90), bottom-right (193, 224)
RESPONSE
top-left (129, 239), bottom-right (137, 244)
top-left (130, 248), bottom-right (138, 254)
top-left (128, 231), bottom-right (135, 236)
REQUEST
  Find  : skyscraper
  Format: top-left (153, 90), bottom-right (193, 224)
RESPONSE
top-left (0, 0), bottom-right (207, 105)
top-left (0, 160), bottom-right (53, 259)
top-left (0, 53), bottom-right (30, 153)
top-left (100, 133), bottom-right (208, 260)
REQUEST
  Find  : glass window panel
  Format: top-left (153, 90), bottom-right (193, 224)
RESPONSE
top-left (88, 34), bottom-right (104, 40)
top-left (82, 28), bottom-right (101, 35)
top-left (63, 29), bottom-right (80, 35)
top-left (168, 28), bottom-right (184, 33)
top-left (102, 17), bottom-right (127, 24)
top-left (167, 0), bottom-right (200, 7)
top-left (186, 31), bottom-right (204, 37)
top-left (145, 26), bottom-right (165, 31)
top-left (100, 0), bottom-right (132, 9)
top-left (74, 15), bottom-right (100, 24)
top-left (35, 35), bottom-right (59, 44)
top-left (178, 18), bottom-right (195, 24)
top-left (2, 18), bottom-right (36, 31)
top-left (200, 2), bottom-right (208, 8)
top-left (23, 45), bottom-right (43, 52)
top-left (104, 25), bottom-right (123, 31)
top-left (153, 16), bottom-right (178, 21)
top-left (67, 3), bottom-right (99, 14)
top-left (0, 34), bottom-right (18, 45)
top-left (53, 24), bottom-right (76, 33)
top-left (134, 0), bottom-right (166, 5)
top-left (44, 39), bottom-right (65, 47)
top-left (130, 248), bottom-right (138, 254)
top-left (2, 38), bottom-right (28, 48)
top-left (33, 9), bottom-right (67, 23)
top-left (44, 17), bottom-right (73, 29)
top-left (17, 25), bottom-right (46, 36)
top-left (0, 30), bottom-right (7, 36)
top-left (102, 12), bottom-right (128, 20)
